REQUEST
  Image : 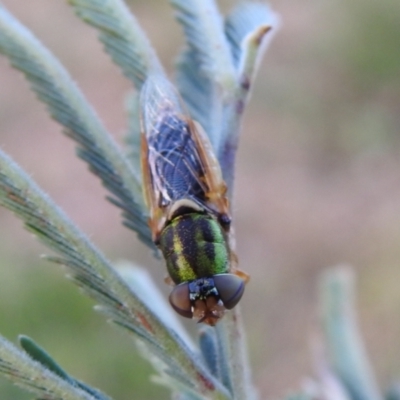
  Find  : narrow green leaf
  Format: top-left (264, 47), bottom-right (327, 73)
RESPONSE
top-left (0, 4), bottom-right (154, 250)
top-left (19, 336), bottom-right (111, 400)
top-left (19, 336), bottom-right (72, 383)
top-left (74, 380), bottom-right (112, 400)
top-left (198, 327), bottom-right (222, 381)
top-left (0, 335), bottom-right (96, 400)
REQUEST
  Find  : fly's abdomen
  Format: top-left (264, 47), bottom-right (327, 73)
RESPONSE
top-left (159, 213), bottom-right (229, 284)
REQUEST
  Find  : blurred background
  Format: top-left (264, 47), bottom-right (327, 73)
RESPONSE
top-left (0, 0), bottom-right (399, 399)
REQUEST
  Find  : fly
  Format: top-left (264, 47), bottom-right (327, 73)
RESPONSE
top-left (140, 75), bottom-right (249, 326)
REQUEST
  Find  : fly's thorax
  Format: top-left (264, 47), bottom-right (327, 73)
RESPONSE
top-left (158, 213), bottom-right (229, 284)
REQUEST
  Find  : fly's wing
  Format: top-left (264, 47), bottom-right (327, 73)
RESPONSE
top-left (140, 75), bottom-right (230, 241)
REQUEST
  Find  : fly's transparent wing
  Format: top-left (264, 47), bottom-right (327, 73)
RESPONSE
top-left (141, 76), bottom-right (207, 206)
top-left (140, 75), bottom-right (230, 238)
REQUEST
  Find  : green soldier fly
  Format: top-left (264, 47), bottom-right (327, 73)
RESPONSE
top-left (140, 75), bottom-right (248, 325)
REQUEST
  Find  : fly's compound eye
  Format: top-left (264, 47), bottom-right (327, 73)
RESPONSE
top-left (169, 283), bottom-right (193, 318)
top-left (218, 213), bottom-right (231, 230)
top-left (213, 274), bottom-right (245, 310)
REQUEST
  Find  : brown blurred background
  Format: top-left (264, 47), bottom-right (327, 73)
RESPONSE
top-left (0, 0), bottom-right (399, 399)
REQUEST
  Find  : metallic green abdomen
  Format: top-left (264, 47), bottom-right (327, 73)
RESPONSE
top-left (158, 213), bottom-right (229, 284)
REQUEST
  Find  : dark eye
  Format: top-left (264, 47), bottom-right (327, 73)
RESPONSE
top-left (213, 274), bottom-right (245, 310)
top-left (169, 283), bottom-right (193, 318)
top-left (218, 213), bottom-right (231, 229)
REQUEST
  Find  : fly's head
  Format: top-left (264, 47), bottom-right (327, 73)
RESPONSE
top-left (169, 274), bottom-right (245, 326)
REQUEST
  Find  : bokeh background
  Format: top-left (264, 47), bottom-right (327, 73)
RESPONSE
top-left (0, 0), bottom-right (399, 399)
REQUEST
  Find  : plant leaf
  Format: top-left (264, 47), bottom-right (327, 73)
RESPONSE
top-left (0, 335), bottom-right (97, 400)
top-left (124, 92), bottom-right (142, 183)
top-left (215, 309), bottom-right (257, 400)
top-left (115, 262), bottom-right (194, 350)
top-left (67, 0), bottom-right (164, 90)
top-left (224, 2), bottom-right (279, 69)
top-left (218, 2), bottom-right (279, 190)
top-left (171, 0), bottom-right (237, 155)
top-left (19, 336), bottom-right (73, 383)
top-left (0, 4), bottom-right (155, 250)
top-left (198, 327), bottom-right (224, 384)
top-left (170, 0), bottom-right (235, 91)
top-left (18, 336), bottom-right (111, 400)
top-left (175, 47), bottom-right (221, 151)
